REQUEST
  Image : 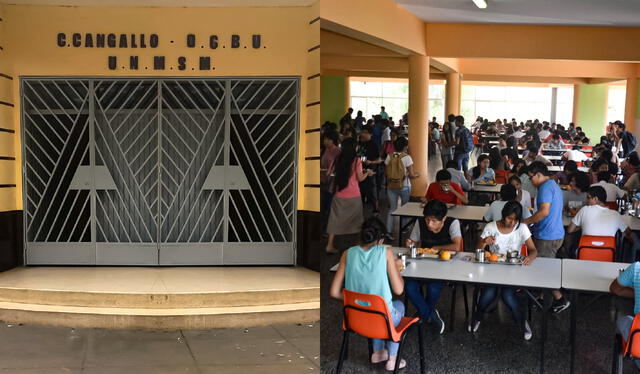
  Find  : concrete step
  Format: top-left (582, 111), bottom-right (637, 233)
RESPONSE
top-left (0, 300), bottom-right (320, 330)
top-left (0, 286), bottom-right (319, 308)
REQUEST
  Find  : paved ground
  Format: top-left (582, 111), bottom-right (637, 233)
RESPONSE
top-left (0, 322), bottom-right (319, 373)
top-left (320, 151), bottom-right (638, 373)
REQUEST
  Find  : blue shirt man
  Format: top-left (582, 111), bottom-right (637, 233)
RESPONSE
top-left (611, 261), bottom-right (640, 367)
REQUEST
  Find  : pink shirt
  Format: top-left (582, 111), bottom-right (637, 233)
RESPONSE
top-left (335, 159), bottom-right (363, 199)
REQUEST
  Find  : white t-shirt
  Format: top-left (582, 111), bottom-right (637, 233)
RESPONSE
top-left (481, 221), bottom-right (532, 255)
top-left (385, 153), bottom-right (413, 188)
top-left (484, 200), bottom-right (531, 222)
top-left (382, 127), bottom-right (391, 142)
top-left (539, 130), bottom-right (551, 139)
top-left (564, 149), bottom-right (588, 162)
top-left (591, 181), bottom-right (626, 202)
top-left (519, 189), bottom-right (532, 211)
top-left (513, 131), bottom-right (525, 139)
top-left (571, 204), bottom-right (627, 236)
top-left (410, 219), bottom-right (462, 243)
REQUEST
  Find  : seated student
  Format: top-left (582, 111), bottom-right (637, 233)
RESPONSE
top-left (405, 200), bottom-right (463, 334)
top-left (445, 160), bottom-right (470, 191)
top-left (553, 160), bottom-right (578, 186)
top-left (466, 154), bottom-right (496, 183)
top-left (484, 184), bottom-right (531, 221)
top-left (610, 262), bottom-right (640, 370)
top-left (471, 201), bottom-right (537, 340)
top-left (589, 158), bottom-right (609, 184)
top-left (423, 169), bottom-right (469, 205)
top-left (562, 144), bottom-right (589, 163)
top-left (330, 217), bottom-right (407, 371)
top-left (523, 144), bottom-right (552, 166)
top-left (563, 171), bottom-right (590, 210)
top-left (546, 134), bottom-right (565, 149)
top-left (508, 175), bottom-right (532, 212)
top-left (591, 171), bottom-right (626, 202)
top-left (567, 186), bottom-right (631, 255)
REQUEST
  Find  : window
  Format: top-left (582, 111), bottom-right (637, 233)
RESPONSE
top-left (607, 84), bottom-right (626, 124)
top-left (555, 86), bottom-right (574, 126)
top-left (349, 79), bottom-right (445, 123)
top-left (460, 84), bottom-right (554, 124)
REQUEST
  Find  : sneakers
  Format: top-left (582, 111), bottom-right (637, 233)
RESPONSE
top-left (385, 358), bottom-right (406, 371)
top-left (524, 320), bottom-right (532, 341)
top-left (432, 309), bottom-right (445, 334)
top-left (468, 319), bottom-right (481, 333)
top-left (551, 297), bottom-right (571, 314)
top-left (371, 349), bottom-right (389, 364)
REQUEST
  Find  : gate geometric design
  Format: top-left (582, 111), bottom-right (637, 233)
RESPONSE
top-left (22, 77), bottom-right (299, 265)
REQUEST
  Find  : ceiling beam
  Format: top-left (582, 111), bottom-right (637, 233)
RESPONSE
top-left (426, 23), bottom-right (640, 62)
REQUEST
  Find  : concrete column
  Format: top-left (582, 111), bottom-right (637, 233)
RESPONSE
top-left (625, 76), bottom-right (639, 134)
top-left (445, 72), bottom-right (461, 118)
top-left (408, 55), bottom-right (429, 197)
top-left (550, 87), bottom-right (558, 124)
top-left (344, 76), bottom-right (351, 112)
top-left (572, 84), bottom-right (580, 124)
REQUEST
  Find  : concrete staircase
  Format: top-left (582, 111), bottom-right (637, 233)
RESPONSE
top-left (0, 267), bottom-right (319, 329)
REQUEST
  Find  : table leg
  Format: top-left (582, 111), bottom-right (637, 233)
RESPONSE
top-left (569, 291), bottom-right (577, 374)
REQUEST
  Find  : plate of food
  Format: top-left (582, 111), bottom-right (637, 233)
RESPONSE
top-left (559, 184), bottom-right (571, 190)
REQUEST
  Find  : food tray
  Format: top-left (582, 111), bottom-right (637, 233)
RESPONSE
top-left (415, 250), bottom-right (457, 261)
top-left (472, 256), bottom-right (524, 266)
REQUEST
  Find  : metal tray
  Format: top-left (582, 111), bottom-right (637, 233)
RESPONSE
top-left (414, 251), bottom-right (458, 261)
top-left (472, 256), bottom-right (524, 265)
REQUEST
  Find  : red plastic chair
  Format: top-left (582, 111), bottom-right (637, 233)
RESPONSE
top-left (520, 244), bottom-right (528, 257)
top-left (577, 235), bottom-right (616, 262)
top-left (495, 169), bottom-right (509, 184)
top-left (613, 314), bottom-right (640, 373)
top-left (338, 289), bottom-right (425, 374)
top-left (605, 201), bottom-right (619, 211)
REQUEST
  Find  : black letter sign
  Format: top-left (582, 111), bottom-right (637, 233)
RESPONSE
top-left (57, 33), bottom-right (66, 47)
top-left (186, 34), bottom-right (196, 48)
top-left (199, 57), bottom-right (211, 70)
top-left (231, 34), bottom-right (240, 48)
top-left (252, 35), bottom-right (261, 49)
top-left (130, 56), bottom-right (139, 70)
top-left (209, 35), bottom-right (218, 49)
top-left (154, 56), bottom-right (165, 70)
top-left (108, 56), bottom-right (117, 70)
top-left (178, 56), bottom-right (187, 70)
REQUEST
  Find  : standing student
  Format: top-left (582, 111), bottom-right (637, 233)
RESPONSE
top-left (358, 126), bottom-right (382, 215)
top-left (440, 118), bottom-right (456, 168)
top-left (454, 115), bottom-right (473, 173)
top-left (325, 138), bottom-right (374, 254)
top-left (384, 136), bottom-right (420, 236)
top-left (330, 218), bottom-right (407, 371)
top-left (405, 200), bottom-right (463, 334)
top-left (380, 106), bottom-right (389, 120)
top-left (523, 161), bottom-right (570, 313)
top-left (320, 131), bottom-right (341, 234)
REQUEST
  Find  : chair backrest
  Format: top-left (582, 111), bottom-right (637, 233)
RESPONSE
top-left (564, 144), bottom-right (573, 149)
top-left (624, 314), bottom-right (640, 358)
top-left (342, 289), bottom-right (394, 340)
top-left (520, 244), bottom-right (528, 257)
top-left (472, 134), bottom-right (481, 145)
top-left (577, 235), bottom-right (616, 262)
top-left (495, 169), bottom-right (509, 184)
top-left (605, 201), bottom-right (619, 211)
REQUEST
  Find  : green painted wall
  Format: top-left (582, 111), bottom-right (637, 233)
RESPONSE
top-left (321, 76), bottom-right (347, 124)
top-left (576, 83), bottom-right (608, 141)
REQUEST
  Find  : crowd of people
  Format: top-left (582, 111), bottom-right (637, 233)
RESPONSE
top-left (323, 108), bottom-right (640, 370)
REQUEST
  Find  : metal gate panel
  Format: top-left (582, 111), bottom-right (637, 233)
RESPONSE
top-left (23, 79), bottom-right (94, 264)
top-left (93, 80), bottom-right (159, 264)
top-left (225, 79), bottom-right (298, 264)
top-left (158, 80), bottom-right (226, 265)
top-left (22, 77), bottom-right (299, 266)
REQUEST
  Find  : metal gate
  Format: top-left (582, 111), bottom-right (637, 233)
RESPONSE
top-left (22, 78), bottom-right (299, 265)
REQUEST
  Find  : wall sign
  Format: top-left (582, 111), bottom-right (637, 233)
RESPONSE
top-left (56, 33), bottom-right (264, 71)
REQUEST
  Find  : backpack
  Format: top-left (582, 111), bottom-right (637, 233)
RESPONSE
top-left (463, 128), bottom-right (474, 153)
top-left (624, 131), bottom-right (637, 154)
top-left (386, 152), bottom-right (407, 190)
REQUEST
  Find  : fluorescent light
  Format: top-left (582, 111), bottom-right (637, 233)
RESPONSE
top-left (472, 0), bottom-right (487, 9)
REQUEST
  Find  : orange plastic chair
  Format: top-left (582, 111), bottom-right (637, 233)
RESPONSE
top-left (495, 169), bottom-right (509, 184)
top-left (520, 244), bottom-right (528, 257)
top-left (564, 143), bottom-right (572, 148)
top-left (338, 289), bottom-right (425, 374)
top-left (605, 201), bottom-right (619, 211)
top-left (613, 314), bottom-right (640, 373)
top-left (577, 235), bottom-right (616, 262)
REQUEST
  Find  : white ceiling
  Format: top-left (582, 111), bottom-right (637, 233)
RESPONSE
top-left (0, 0), bottom-right (315, 6)
top-left (393, 0), bottom-right (640, 26)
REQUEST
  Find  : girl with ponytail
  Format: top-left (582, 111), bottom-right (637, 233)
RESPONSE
top-left (330, 217), bottom-right (406, 371)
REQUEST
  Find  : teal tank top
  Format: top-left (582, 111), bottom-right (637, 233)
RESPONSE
top-left (345, 244), bottom-right (393, 311)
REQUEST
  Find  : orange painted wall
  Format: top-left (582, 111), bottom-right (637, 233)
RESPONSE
top-left (2, 4), bottom-right (319, 212)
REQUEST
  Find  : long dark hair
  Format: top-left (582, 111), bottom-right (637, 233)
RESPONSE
top-left (335, 138), bottom-right (358, 192)
top-left (360, 217), bottom-right (388, 244)
top-left (501, 200), bottom-right (523, 230)
top-left (488, 147), bottom-right (502, 170)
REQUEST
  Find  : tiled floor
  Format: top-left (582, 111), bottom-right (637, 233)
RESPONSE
top-left (0, 322), bottom-right (319, 373)
top-left (320, 151), bottom-right (638, 373)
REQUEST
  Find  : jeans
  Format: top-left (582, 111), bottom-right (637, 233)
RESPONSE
top-left (405, 280), bottom-right (444, 321)
top-left (455, 152), bottom-right (470, 173)
top-left (475, 286), bottom-right (523, 322)
top-left (372, 300), bottom-right (405, 357)
top-left (320, 189), bottom-right (333, 233)
top-left (386, 187), bottom-right (411, 234)
top-left (441, 152), bottom-right (454, 170)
